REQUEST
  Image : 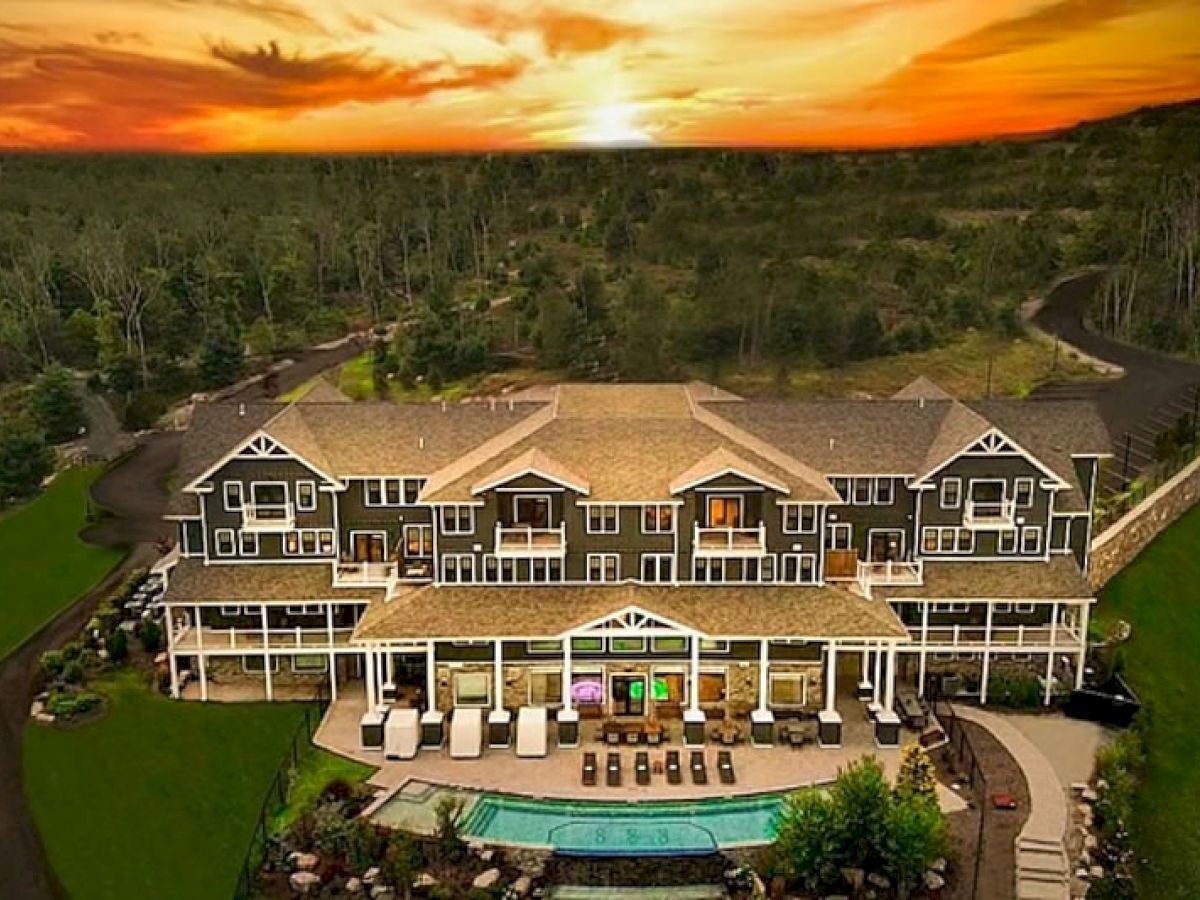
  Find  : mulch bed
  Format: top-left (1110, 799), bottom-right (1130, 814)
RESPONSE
top-left (933, 720), bottom-right (1031, 900)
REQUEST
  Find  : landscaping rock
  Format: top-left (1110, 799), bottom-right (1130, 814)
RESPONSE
top-left (751, 873), bottom-right (766, 898)
top-left (925, 871), bottom-right (946, 891)
top-left (841, 868), bottom-right (865, 891)
top-left (511, 875), bottom-right (533, 897)
top-left (289, 871), bottom-right (321, 894)
top-left (1089, 866), bottom-right (1104, 880)
top-left (1083, 834), bottom-right (1099, 851)
top-left (866, 873), bottom-right (890, 890)
top-left (345, 877), bottom-right (363, 894)
top-left (30, 700), bottom-right (44, 718)
top-left (469, 840), bottom-right (486, 855)
top-left (412, 873), bottom-right (438, 890)
top-left (930, 857), bottom-right (947, 873)
top-left (1081, 787), bottom-right (1099, 803)
top-left (289, 852), bottom-right (319, 871)
top-left (370, 888), bottom-right (393, 899)
top-left (35, 712), bottom-right (55, 724)
top-left (473, 868), bottom-right (502, 890)
top-left (362, 867), bottom-right (381, 885)
top-left (1076, 868), bottom-right (1091, 880)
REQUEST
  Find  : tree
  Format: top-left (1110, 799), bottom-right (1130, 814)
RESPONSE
top-left (617, 274), bottom-right (668, 380)
top-left (773, 790), bottom-right (841, 893)
top-left (199, 322), bottom-right (244, 389)
top-left (28, 364), bottom-right (85, 443)
top-left (535, 286), bottom-right (581, 369)
top-left (830, 757), bottom-right (892, 871)
top-left (880, 795), bottom-right (948, 898)
top-left (0, 418), bottom-right (54, 506)
top-left (895, 744), bottom-right (938, 802)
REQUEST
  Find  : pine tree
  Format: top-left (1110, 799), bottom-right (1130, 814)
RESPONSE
top-left (895, 744), bottom-right (937, 801)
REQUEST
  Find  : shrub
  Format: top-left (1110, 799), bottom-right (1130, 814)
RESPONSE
top-left (880, 794), bottom-right (948, 897)
top-left (62, 661), bottom-right (84, 684)
top-left (321, 778), bottom-right (355, 804)
top-left (830, 757), bottom-right (891, 870)
top-left (105, 628), bottom-right (128, 664)
top-left (773, 790), bottom-right (841, 893)
top-left (1089, 726), bottom-right (1144, 899)
top-left (895, 745), bottom-right (937, 802)
top-left (136, 619), bottom-right (163, 653)
top-left (45, 690), bottom-right (101, 719)
top-left (986, 673), bottom-right (1043, 708)
top-left (433, 794), bottom-right (467, 861)
top-left (40, 650), bottom-right (65, 680)
top-left (383, 831), bottom-right (424, 895)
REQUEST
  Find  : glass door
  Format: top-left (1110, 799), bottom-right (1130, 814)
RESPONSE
top-left (706, 496), bottom-right (742, 528)
top-left (610, 674), bottom-right (647, 717)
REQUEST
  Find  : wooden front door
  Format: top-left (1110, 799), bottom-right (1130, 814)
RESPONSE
top-left (354, 533), bottom-right (386, 562)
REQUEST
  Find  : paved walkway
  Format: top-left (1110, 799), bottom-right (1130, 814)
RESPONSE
top-left (1001, 713), bottom-right (1111, 790)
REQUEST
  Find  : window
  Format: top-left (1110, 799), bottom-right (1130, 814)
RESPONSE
top-left (852, 478), bottom-right (872, 505)
top-left (610, 637), bottom-right (646, 653)
top-left (827, 523), bottom-right (852, 550)
top-left (700, 639), bottom-right (729, 653)
top-left (220, 605), bottom-right (244, 617)
top-left (214, 528), bottom-right (236, 557)
top-left (364, 478), bottom-right (415, 507)
top-left (998, 530), bottom-right (1018, 554)
top-left (570, 671), bottom-right (605, 708)
top-left (995, 602), bottom-right (1013, 613)
top-left (284, 529), bottom-right (334, 556)
top-left (513, 494), bottom-right (551, 528)
top-left (940, 477), bottom-right (962, 509)
top-left (365, 480), bottom-right (383, 506)
top-left (440, 505), bottom-right (474, 535)
top-left (830, 477), bottom-right (851, 502)
top-left (874, 478), bottom-right (895, 505)
top-left (642, 504), bottom-right (674, 533)
top-left (453, 672), bottom-right (490, 707)
top-left (1014, 477), bottom-right (1034, 508)
top-left (241, 655), bottom-right (279, 673)
top-left (1015, 602), bottom-right (1036, 614)
top-left (292, 654), bottom-right (328, 673)
top-left (529, 670), bottom-right (563, 705)
top-left (1021, 527), bottom-right (1042, 554)
top-left (706, 495), bottom-right (742, 527)
top-left (441, 554), bottom-right (476, 583)
top-left (922, 527), bottom-right (974, 554)
top-left (251, 482), bottom-right (287, 508)
top-left (223, 482), bottom-right (243, 512)
top-left (239, 531), bottom-right (259, 556)
top-left (587, 553), bottom-right (620, 582)
top-left (698, 671), bottom-right (727, 704)
top-left (587, 504), bottom-right (619, 533)
top-left (527, 640), bottom-right (562, 654)
top-left (404, 525), bottom-right (433, 557)
top-left (285, 603), bottom-right (322, 615)
top-left (571, 637), bottom-right (604, 653)
top-left (782, 554), bottom-right (816, 583)
top-left (641, 553), bottom-right (674, 583)
top-left (782, 504), bottom-right (818, 533)
top-left (769, 673), bottom-right (808, 707)
top-left (295, 481), bottom-right (317, 512)
top-left (652, 637), bottom-right (688, 653)
top-left (932, 602), bottom-right (970, 613)
top-left (759, 556), bottom-right (776, 583)
top-left (403, 478), bottom-right (424, 504)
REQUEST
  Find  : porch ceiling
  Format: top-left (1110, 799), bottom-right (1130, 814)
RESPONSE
top-left (350, 582), bottom-right (909, 643)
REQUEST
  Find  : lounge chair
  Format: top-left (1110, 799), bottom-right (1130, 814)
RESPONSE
top-left (582, 752), bottom-right (598, 786)
top-left (636, 751), bottom-right (650, 785)
top-left (516, 706), bottom-right (548, 758)
top-left (666, 750), bottom-right (682, 785)
top-left (383, 707), bottom-right (420, 760)
top-left (449, 707), bottom-right (483, 759)
top-left (607, 752), bottom-right (622, 787)
top-left (718, 750), bottom-right (735, 785)
top-left (690, 750), bottom-right (708, 785)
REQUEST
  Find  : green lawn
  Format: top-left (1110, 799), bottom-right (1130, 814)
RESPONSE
top-left (24, 672), bottom-right (316, 900)
top-left (271, 745), bottom-right (375, 835)
top-left (1095, 503), bottom-right (1200, 898)
top-left (0, 466), bottom-right (126, 659)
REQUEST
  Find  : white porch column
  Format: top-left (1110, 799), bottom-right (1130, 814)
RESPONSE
top-left (918, 601), bottom-right (931, 699)
top-left (871, 645), bottom-right (882, 706)
top-left (884, 643), bottom-right (897, 711)
top-left (1044, 602), bottom-right (1059, 705)
top-left (1075, 601), bottom-right (1091, 690)
top-left (260, 605), bottom-right (273, 701)
top-left (562, 637), bottom-right (573, 712)
top-left (194, 605), bottom-right (208, 702)
top-left (329, 651), bottom-right (338, 702)
top-left (860, 650), bottom-right (870, 684)
top-left (689, 635), bottom-right (701, 713)
top-left (364, 645), bottom-right (376, 708)
top-left (757, 639), bottom-right (770, 712)
top-left (326, 603), bottom-right (335, 646)
top-left (493, 640), bottom-right (504, 713)
top-left (824, 640), bottom-right (838, 712)
top-left (425, 641), bottom-right (438, 711)
top-left (980, 601), bottom-right (994, 705)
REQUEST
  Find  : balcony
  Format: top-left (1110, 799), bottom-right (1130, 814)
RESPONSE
top-left (963, 497), bottom-right (1017, 529)
top-left (241, 502), bottom-right (295, 532)
top-left (693, 523), bottom-right (767, 557)
top-left (908, 623), bottom-right (1084, 651)
top-left (857, 559), bottom-right (923, 598)
top-left (495, 523), bottom-right (567, 557)
top-left (334, 560), bottom-right (397, 588)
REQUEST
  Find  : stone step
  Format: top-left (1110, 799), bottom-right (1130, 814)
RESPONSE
top-left (1018, 866), bottom-right (1069, 883)
top-left (1016, 877), bottom-right (1070, 900)
top-left (1018, 836), bottom-right (1066, 852)
top-left (1019, 855), bottom-right (1069, 877)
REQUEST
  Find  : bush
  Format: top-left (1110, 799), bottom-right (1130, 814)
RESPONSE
top-left (40, 650), bottom-right (65, 680)
top-left (136, 619), bottom-right (163, 653)
top-left (433, 794), bottom-right (467, 861)
top-left (895, 744), bottom-right (937, 801)
top-left (987, 673), bottom-right (1043, 708)
top-left (1089, 726), bottom-right (1144, 899)
top-left (105, 628), bottom-right (128, 664)
top-left (45, 690), bottom-right (101, 719)
top-left (62, 661), bottom-right (84, 684)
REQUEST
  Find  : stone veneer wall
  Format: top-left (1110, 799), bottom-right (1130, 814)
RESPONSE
top-left (1089, 454), bottom-right (1200, 589)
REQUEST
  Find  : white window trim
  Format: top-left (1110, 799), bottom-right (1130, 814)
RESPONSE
top-left (781, 553), bottom-right (817, 584)
top-left (874, 478), bottom-right (895, 505)
top-left (998, 529), bottom-right (1018, 554)
top-left (782, 503), bottom-right (818, 534)
top-left (609, 636), bottom-right (647, 654)
top-left (640, 503), bottom-right (675, 534)
top-left (241, 655), bottom-right (279, 673)
top-left (239, 530), bottom-right (259, 557)
top-left (284, 528), bottom-right (335, 557)
top-left (1015, 602), bottom-right (1036, 614)
top-left (214, 528), bottom-right (236, 557)
top-left (440, 505), bottom-right (476, 536)
top-left (827, 522), bottom-right (853, 551)
top-left (220, 605), bottom-right (242, 617)
top-left (922, 526), bottom-right (975, 555)
top-left (527, 640), bottom-right (563, 654)
top-left (452, 672), bottom-right (491, 708)
top-left (291, 654), bottom-right (329, 673)
top-left (932, 601), bottom-right (970, 613)
top-left (1014, 477), bottom-right (1035, 509)
top-left (527, 667), bottom-right (564, 707)
top-left (295, 480), bottom-right (317, 512)
top-left (940, 477), bottom-right (962, 509)
top-left (1021, 526), bottom-right (1042, 554)
top-left (586, 504), bottom-right (620, 534)
top-left (441, 553), bottom-right (476, 583)
top-left (704, 494), bottom-right (744, 528)
top-left (223, 482), bottom-right (243, 512)
top-left (768, 672), bottom-right (809, 708)
top-left (851, 477), bottom-right (873, 506)
top-left (640, 553), bottom-right (675, 583)
top-left (250, 480), bottom-right (289, 508)
top-left (700, 639), bottom-right (730, 653)
top-left (650, 636), bottom-right (689, 653)
top-left (587, 553), bottom-right (620, 583)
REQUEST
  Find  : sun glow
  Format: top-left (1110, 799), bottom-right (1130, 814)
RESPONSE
top-left (578, 102), bottom-right (653, 146)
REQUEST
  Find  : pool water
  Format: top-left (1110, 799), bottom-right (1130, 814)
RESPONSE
top-left (460, 793), bottom-right (786, 855)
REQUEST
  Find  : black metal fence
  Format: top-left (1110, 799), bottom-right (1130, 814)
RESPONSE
top-left (232, 683), bottom-right (330, 900)
top-left (931, 696), bottom-right (990, 900)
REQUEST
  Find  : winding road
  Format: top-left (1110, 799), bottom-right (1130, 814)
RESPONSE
top-left (0, 338), bottom-right (364, 900)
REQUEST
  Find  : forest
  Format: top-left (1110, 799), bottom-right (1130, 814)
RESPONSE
top-left (0, 101), bottom-right (1197, 462)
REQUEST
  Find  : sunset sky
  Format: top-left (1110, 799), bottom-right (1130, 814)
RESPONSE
top-left (1, 0), bottom-right (1198, 151)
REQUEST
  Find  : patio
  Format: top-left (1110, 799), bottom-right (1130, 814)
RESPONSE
top-left (314, 694), bottom-right (962, 806)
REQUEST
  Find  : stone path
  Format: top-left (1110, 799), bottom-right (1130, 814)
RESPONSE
top-left (955, 707), bottom-right (1071, 900)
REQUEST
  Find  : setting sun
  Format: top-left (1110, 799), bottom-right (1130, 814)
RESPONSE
top-left (578, 103), bottom-right (653, 147)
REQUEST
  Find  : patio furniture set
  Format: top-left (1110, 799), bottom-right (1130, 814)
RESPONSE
top-left (582, 749), bottom-right (737, 786)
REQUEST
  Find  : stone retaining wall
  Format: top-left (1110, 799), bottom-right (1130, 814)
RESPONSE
top-left (1090, 453), bottom-right (1200, 589)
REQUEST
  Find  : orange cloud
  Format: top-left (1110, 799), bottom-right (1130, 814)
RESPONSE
top-left (456, 4), bottom-right (649, 56)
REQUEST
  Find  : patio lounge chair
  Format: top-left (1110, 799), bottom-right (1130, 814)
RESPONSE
top-left (690, 750), bottom-right (708, 785)
top-left (516, 706), bottom-right (548, 758)
top-left (636, 751), bottom-right (650, 785)
top-left (383, 707), bottom-right (420, 760)
top-left (582, 752), bottom-right (598, 786)
top-left (607, 752), bottom-right (622, 787)
top-left (718, 750), bottom-right (736, 785)
top-left (666, 750), bottom-right (682, 784)
top-left (449, 707), bottom-right (483, 759)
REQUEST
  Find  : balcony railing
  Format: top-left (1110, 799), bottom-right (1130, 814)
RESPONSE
top-left (856, 559), bottom-right (923, 597)
top-left (963, 497), bottom-right (1017, 529)
top-left (908, 623), bottom-right (1084, 650)
top-left (693, 523), bottom-right (767, 556)
top-left (172, 625), bottom-right (356, 653)
top-left (241, 502), bottom-right (295, 531)
top-left (495, 522), bottom-right (567, 556)
top-left (334, 560), bottom-right (397, 588)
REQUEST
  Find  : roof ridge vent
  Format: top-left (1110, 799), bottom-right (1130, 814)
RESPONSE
top-left (418, 436), bottom-right (425, 450)
top-left (508, 398), bottom-right (515, 411)
top-left (919, 396), bottom-right (925, 409)
top-left (490, 397), bottom-right (496, 411)
top-left (238, 402), bottom-right (245, 417)
top-left (828, 437), bottom-right (835, 451)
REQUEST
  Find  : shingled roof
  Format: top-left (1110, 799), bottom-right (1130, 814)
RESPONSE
top-left (883, 556), bottom-right (1092, 600)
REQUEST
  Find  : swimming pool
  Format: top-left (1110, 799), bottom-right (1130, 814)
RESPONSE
top-left (459, 793), bottom-right (786, 855)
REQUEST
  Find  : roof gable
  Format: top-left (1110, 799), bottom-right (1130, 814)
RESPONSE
top-left (471, 448), bottom-right (590, 496)
top-left (669, 447), bottom-right (790, 495)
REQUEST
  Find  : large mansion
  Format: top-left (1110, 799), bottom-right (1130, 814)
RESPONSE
top-left (161, 379), bottom-right (1108, 748)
